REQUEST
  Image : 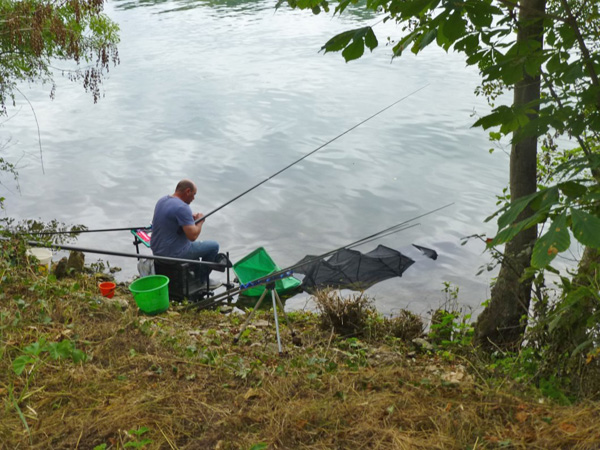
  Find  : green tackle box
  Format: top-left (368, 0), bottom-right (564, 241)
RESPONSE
top-left (233, 247), bottom-right (301, 297)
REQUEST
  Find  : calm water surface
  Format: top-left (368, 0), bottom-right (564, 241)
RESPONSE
top-left (1, 0), bottom-right (510, 315)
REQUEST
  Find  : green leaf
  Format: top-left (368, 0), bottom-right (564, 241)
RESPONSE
top-left (464, 1), bottom-right (498, 28)
top-left (580, 191), bottom-right (600, 205)
top-left (571, 208), bottom-right (600, 248)
top-left (24, 339), bottom-right (46, 356)
top-left (12, 355), bottom-right (35, 375)
top-left (130, 426), bottom-right (150, 436)
top-left (563, 61), bottom-right (584, 83)
top-left (321, 30), bottom-right (355, 53)
top-left (47, 343), bottom-right (59, 360)
top-left (531, 213), bottom-right (570, 268)
top-left (571, 339), bottom-right (593, 357)
top-left (249, 444), bottom-right (268, 450)
top-left (454, 34), bottom-right (480, 55)
top-left (393, 30), bottom-right (419, 58)
top-left (472, 105), bottom-right (514, 130)
top-left (364, 27), bottom-right (378, 52)
top-left (418, 29), bottom-right (437, 51)
top-left (334, 0), bottom-right (353, 14)
top-left (321, 27), bottom-right (375, 62)
top-left (545, 54), bottom-right (563, 74)
top-left (342, 39), bottom-right (364, 62)
top-left (496, 189), bottom-right (546, 229)
top-left (50, 340), bottom-right (75, 360)
top-left (71, 349), bottom-right (88, 363)
top-left (558, 181), bottom-right (587, 199)
top-left (442, 11), bottom-right (466, 43)
top-left (557, 23), bottom-right (576, 49)
top-left (491, 209), bottom-right (546, 246)
top-left (524, 51), bottom-right (546, 77)
top-left (529, 186), bottom-right (559, 212)
top-left (399, 0), bottom-right (437, 19)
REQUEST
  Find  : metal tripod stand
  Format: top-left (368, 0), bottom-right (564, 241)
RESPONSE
top-left (233, 281), bottom-right (297, 355)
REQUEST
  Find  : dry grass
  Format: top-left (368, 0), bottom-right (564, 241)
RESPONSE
top-left (313, 290), bottom-right (376, 337)
top-left (1, 268), bottom-right (600, 449)
top-left (313, 290), bottom-right (424, 342)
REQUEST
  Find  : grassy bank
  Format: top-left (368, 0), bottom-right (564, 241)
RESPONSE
top-left (1, 253), bottom-right (600, 449)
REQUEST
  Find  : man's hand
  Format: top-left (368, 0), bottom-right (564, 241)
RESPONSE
top-left (193, 213), bottom-right (205, 223)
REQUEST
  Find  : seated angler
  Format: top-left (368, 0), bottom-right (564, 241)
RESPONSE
top-left (150, 179), bottom-right (220, 288)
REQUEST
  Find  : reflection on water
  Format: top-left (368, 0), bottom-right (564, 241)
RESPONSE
top-left (114, 0), bottom-right (282, 16)
top-left (114, 0), bottom-right (378, 20)
top-left (2, 0), bottom-right (509, 315)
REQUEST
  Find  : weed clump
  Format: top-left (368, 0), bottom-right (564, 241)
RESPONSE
top-left (313, 290), bottom-right (375, 337)
top-left (381, 310), bottom-right (424, 341)
top-left (313, 290), bottom-right (424, 342)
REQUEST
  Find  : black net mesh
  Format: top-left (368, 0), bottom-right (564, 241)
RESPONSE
top-left (294, 244), bottom-right (418, 292)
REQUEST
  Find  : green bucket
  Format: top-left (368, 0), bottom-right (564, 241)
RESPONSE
top-left (129, 275), bottom-right (170, 315)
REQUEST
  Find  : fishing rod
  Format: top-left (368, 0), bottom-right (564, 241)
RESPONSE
top-left (9, 202), bottom-right (450, 275)
top-left (19, 226), bottom-right (151, 236)
top-left (0, 237), bottom-right (227, 270)
top-left (21, 85), bottom-right (429, 236)
top-left (195, 84), bottom-right (429, 224)
top-left (186, 222), bottom-right (421, 311)
top-left (187, 202), bottom-right (454, 310)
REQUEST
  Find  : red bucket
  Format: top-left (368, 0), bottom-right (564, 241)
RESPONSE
top-left (99, 282), bottom-right (116, 298)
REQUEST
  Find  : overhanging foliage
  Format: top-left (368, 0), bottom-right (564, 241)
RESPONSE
top-left (0, 0), bottom-right (120, 115)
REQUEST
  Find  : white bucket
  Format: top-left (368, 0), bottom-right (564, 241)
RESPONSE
top-left (26, 248), bottom-right (53, 273)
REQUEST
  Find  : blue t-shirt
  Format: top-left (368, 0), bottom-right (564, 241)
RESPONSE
top-left (150, 195), bottom-right (194, 257)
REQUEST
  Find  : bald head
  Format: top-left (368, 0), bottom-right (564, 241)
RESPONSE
top-left (174, 179), bottom-right (197, 204)
top-left (175, 179), bottom-right (196, 193)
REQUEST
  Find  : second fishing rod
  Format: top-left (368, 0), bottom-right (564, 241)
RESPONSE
top-left (186, 202), bottom-right (454, 311)
top-left (25, 85), bottom-right (428, 236)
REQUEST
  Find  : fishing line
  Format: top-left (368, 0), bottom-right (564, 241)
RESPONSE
top-left (21, 85), bottom-right (429, 236)
top-left (196, 84), bottom-right (430, 223)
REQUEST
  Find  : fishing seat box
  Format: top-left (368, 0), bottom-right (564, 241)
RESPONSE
top-left (153, 260), bottom-right (206, 302)
top-left (131, 229), bottom-right (232, 302)
top-left (153, 254), bottom-right (231, 302)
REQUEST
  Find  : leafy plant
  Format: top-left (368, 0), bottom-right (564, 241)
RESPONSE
top-left (249, 443), bottom-right (268, 450)
top-left (429, 283), bottom-right (474, 349)
top-left (12, 337), bottom-right (88, 376)
top-left (124, 426), bottom-right (152, 448)
top-left (336, 337), bottom-right (369, 369)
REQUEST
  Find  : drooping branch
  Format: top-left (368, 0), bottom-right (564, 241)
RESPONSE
top-left (559, 0), bottom-right (600, 95)
top-left (0, 0), bottom-right (119, 113)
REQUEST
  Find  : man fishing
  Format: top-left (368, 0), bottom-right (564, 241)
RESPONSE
top-left (151, 179), bottom-right (220, 288)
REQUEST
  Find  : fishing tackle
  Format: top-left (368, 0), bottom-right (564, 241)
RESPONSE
top-left (187, 202), bottom-right (453, 310)
top-left (7, 202), bottom-right (452, 307)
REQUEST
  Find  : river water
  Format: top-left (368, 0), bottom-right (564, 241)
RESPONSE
top-left (1, 0), bottom-right (510, 316)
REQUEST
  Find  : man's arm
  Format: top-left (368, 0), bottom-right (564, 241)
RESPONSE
top-left (182, 213), bottom-right (204, 241)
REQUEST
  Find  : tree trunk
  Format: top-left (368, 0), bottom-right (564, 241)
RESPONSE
top-left (474, 0), bottom-right (546, 350)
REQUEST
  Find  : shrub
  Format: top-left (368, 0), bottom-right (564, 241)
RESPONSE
top-left (313, 290), bottom-right (375, 338)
